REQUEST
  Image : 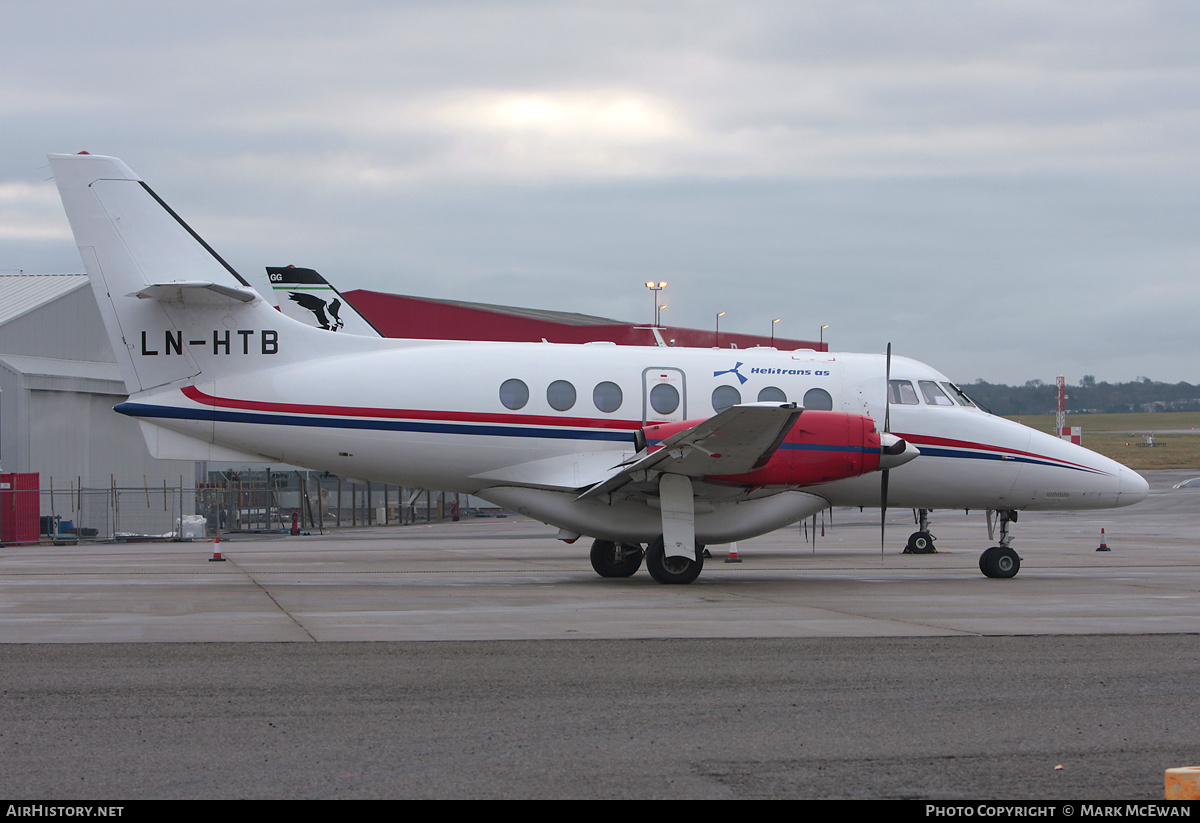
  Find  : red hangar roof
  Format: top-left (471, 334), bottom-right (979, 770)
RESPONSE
top-left (344, 289), bottom-right (828, 352)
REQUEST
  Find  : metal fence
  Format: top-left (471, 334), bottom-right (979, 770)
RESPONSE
top-left (14, 474), bottom-right (466, 542)
top-left (32, 484), bottom-right (190, 541)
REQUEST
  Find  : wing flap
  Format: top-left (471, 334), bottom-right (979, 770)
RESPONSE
top-left (470, 450), bottom-right (639, 490)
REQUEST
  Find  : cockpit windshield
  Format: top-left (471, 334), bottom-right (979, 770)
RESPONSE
top-left (890, 378), bottom-right (979, 409)
top-left (888, 380), bottom-right (920, 405)
top-left (940, 382), bottom-right (977, 408)
top-left (919, 380), bottom-right (955, 406)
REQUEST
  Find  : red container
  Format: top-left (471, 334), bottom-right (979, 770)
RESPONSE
top-left (1, 472), bottom-right (40, 544)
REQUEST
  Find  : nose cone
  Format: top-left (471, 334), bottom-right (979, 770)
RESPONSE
top-left (1117, 467), bottom-right (1150, 506)
top-left (879, 433), bottom-right (920, 470)
top-left (1018, 425), bottom-right (1150, 510)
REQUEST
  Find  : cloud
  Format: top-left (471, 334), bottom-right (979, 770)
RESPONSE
top-left (4, 1), bottom-right (1200, 383)
top-left (0, 182), bottom-right (72, 240)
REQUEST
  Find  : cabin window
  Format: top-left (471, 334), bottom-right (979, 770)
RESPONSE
top-left (919, 380), bottom-right (954, 406)
top-left (593, 381), bottom-right (623, 413)
top-left (712, 385), bottom-right (741, 412)
top-left (499, 378), bottom-right (529, 410)
top-left (803, 388), bottom-right (833, 410)
top-left (757, 386), bottom-right (787, 403)
top-left (941, 382), bottom-right (977, 407)
top-left (547, 380), bottom-right (577, 412)
top-left (888, 380), bottom-right (920, 405)
top-left (650, 383), bottom-right (680, 415)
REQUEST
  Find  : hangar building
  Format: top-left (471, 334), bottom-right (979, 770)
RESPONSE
top-left (0, 274), bottom-right (195, 491)
top-left (340, 288), bottom-right (825, 352)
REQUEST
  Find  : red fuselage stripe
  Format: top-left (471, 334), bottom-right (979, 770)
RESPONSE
top-left (180, 385), bottom-right (643, 431)
top-left (899, 431), bottom-right (1096, 472)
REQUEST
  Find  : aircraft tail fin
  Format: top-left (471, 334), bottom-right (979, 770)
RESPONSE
top-left (49, 152), bottom-right (358, 394)
top-left (267, 265), bottom-right (383, 337)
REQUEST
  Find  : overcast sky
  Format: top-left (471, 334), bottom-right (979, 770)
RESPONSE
top-left (3, 1), bottom-right (1198, 385)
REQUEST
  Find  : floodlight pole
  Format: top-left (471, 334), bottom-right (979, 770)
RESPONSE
top-left (645, 281), bottom-right (667, 326)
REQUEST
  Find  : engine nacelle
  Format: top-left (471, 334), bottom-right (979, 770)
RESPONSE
top-left (643, 410), bottom-right (885, 488)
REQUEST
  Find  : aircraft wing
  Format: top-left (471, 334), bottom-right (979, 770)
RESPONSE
top-left (576, 403), bottom-right (802, 500)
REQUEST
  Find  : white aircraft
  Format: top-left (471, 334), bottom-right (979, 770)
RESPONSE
top-left (49, 152), bottom-right (1149, 583)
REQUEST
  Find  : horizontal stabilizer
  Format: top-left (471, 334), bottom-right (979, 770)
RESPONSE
top-left (132, 281), bottom-right (258, 304)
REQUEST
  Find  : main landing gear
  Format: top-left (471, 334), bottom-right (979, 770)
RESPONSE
top-left (589, 539), bottom-right (644, 578)
top-left (589, 537), bottom-right (705, 583)
top-left (645, 536), bottom-right (704, 584)
top-left (979, 545), bottom-right (1021, 578)
top-left (979, 509), bottom-right (1021, 579)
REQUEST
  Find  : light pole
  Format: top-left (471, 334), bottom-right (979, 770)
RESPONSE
top-left (820, 324), bottom-right (829, 348)
top-left (770, 318), bottom-right (781, 346)
top-left (715, 311), bottom-right (725, 347)
top-left (645, 281), bottom-right (667, 326)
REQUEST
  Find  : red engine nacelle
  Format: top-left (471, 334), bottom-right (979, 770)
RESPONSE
top-left (643, 410), bottom-right (883, 487)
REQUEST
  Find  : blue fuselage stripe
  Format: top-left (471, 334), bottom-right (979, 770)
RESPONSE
top-left (913, 445), bottom-right (1102, 474)
top-left (116, 402), bottom-right (635, 443)
top-left (117, 402), bottom-right (1102, 474)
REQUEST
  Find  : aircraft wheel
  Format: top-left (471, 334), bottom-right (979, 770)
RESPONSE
top-left (645, 536), bottom-right (704, 585)
top-left (906, 531), bottom-right (935, 554)
top-left (980, 546), bottom-right (1021, 579)
top-left (978, 547), bottom-right (994, 575)
top-left (589, 539), bottom-right (643, 578)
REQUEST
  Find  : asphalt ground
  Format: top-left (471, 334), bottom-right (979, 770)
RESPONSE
top-left (1, 470), bottom-right (1198, 799)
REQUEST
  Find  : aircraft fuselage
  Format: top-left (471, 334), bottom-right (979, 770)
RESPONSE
top-left (118, 339), bottom-right (1147, 528)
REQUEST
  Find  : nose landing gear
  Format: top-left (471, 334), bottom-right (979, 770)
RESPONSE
top-left (904, 508), bottom-right (937, 554)
top-left (979, 509), bottom-right (1022, 578)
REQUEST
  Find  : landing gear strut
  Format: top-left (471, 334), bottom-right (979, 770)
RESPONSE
top-left (979, 509), bottom-right (1021, 578)
top-left (904, 508), bottom-right (936, 554)
top-left (589, 539), bottom-right (644, 578)
top-left (645, 535), bottom-right (704, 584)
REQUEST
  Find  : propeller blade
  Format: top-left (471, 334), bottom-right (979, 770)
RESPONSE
top-left (881, 343), bottom-right (892, 556)
top-left (881, 468), bottom-right (889, 557)
top-left (884, 342), bottom-right (892, 434)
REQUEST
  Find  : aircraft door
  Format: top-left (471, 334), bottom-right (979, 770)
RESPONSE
top-left (642, 367), bottom-right (687, 425)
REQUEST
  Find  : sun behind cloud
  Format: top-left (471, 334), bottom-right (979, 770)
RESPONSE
top-left (455, 89), bottom-right (687, 142)
top-left (411, 88), bottom-right (693, 179)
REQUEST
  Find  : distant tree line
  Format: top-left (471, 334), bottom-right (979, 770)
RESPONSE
top-left (962, 376), bottom-right (1200, 416)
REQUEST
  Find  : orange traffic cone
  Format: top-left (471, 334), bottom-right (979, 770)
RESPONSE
top-left (209, 535), bottom-right (226, 562)
top-left (725, 542), bottom-right (742, 563)
top-left (1097, 528), bottom-right (1110, 552)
